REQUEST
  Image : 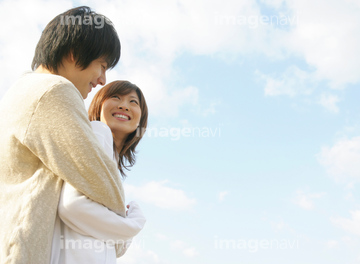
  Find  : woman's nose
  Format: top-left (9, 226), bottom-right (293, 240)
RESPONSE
top-left (118, 105), bottom-right (129, 111)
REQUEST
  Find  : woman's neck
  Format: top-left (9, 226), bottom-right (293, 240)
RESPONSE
top-left (113, 135), bottom-right (126, 154)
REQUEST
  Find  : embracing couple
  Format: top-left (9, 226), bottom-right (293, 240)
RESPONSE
top-left (0, 6), bottom-right (148, 264)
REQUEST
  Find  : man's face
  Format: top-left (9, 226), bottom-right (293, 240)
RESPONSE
top-left (59, 56), bottom-right (108, 99)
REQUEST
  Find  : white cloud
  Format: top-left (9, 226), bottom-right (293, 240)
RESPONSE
top-left (331, 211), bottom-right (360, 236)
top-left (318, 136), bottom-right (360, 182)
top-left (2, 0), bottom-right (360, 114)
top-left (117, 238), bottom-right (164, 264)
top-left (0, 0), bottom-right (73, 98)
top-left (258, 65), bottom-right (315, 97)
top-left (124, 181), bottom-right (196, 211)
top-left (194, 100), bottom-right (222, 117)
top-left (82, 0), bottom-right (295, 117)
top-left (257, 0), bottom-right (360, 103)
top-left (118, 233), bottom-right (199, 263)
top-left (0, 0), bottom-right (202, 118)
top-left (318, 93), bottom-right (340, 113)
top-left (155, 233), bottom-right (168, 241)
top-left (271, 219), bottom-right (292, 233)
top-left (170, 240), bottom-right (187, 250)
top-left (282, 0), bottom-right (360, 89)
top-left (162, 86), bottom-right (199, 117)
top-left (182, 247), bottom-right (199, 257)
top-left (292, 189), bottom-right (326, 210)
top-left (218, 191), bottom-right (229, 202)
top-left (326, 240), bottom-right (339, 249)
top-left (170, 239), bottom-right (199, 258)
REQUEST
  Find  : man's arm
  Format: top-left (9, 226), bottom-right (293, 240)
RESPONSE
top-left (58, 120), bottom-right (145, 241)
top-left (22, 82), bottom-right (126, 216)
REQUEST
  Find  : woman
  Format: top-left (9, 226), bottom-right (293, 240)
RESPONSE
top-left (51, 81), bottom-right (148, 263)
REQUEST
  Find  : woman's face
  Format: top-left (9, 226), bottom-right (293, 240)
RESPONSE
top-left (100, 90), bottom-right (141, 138)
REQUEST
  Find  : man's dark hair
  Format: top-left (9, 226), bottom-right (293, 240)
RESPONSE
top-left (31, 6), bottom-right (120, 72)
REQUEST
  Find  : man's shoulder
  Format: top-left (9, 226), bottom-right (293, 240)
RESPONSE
top-left (3, 72), bottom-right (79, 102)
top-left (21, 72), bottom-right (76, 94)
top-left (9, 72), bottom-right (84, 107)
top-left (0, 72), bottom-right (84, 123)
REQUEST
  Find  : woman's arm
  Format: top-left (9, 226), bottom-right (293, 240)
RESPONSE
top-left (59, 182), bottom-right (146, 242)
top-left (58, 120), bottom-right (145, 242)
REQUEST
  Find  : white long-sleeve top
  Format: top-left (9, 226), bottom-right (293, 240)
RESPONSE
top-left (51, 121), bottom-right (146, 264)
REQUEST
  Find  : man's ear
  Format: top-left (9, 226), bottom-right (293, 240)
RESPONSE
top-left (63, 51), bottom-right (75, 63)
top-left (69, 51), bottom-right (75, 62)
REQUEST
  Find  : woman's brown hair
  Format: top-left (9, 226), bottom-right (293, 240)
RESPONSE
top-left (88, 80), bottom-right (148, 177)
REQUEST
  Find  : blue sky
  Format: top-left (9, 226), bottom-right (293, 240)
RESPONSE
top-left (1, 0), bottom-right (360, 263)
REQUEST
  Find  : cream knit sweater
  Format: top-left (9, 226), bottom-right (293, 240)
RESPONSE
top-left (0, 72), bottom-right (126, 264)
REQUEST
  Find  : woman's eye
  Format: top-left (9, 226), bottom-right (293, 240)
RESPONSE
top-left (112, 95), bottom-right (120, 99)
top-left (131, 100), bottom-right (139, 105)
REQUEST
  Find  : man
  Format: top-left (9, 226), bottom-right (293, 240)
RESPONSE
top-left (0, 6), bottom-right (125, 263)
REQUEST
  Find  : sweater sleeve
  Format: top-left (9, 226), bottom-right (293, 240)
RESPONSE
top-left (22, 82), bottom-right (126, 216)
